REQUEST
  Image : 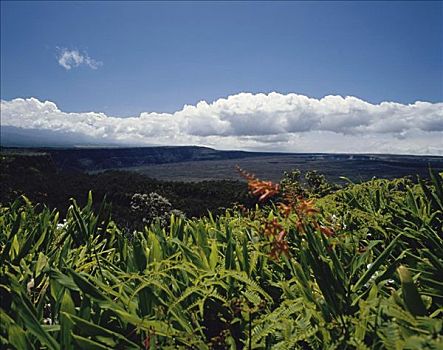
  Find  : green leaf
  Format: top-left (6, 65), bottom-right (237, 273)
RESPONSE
top-left (64, 313), bottom-right (139, 349)
top-left (48, 268), bottom-right (79, 291)
top-left (35, 252), bottom-right (48, 277)
top-left (60, 290), bottom-right (75, 350)
top-left (11, 235), bottom-right (20, 259)
top-left (133, 239), bottom-right (147, 271)
top-left (209, 240), bottom-right (218, 270)
top-left (72, 334), bottom-right (112, 350)
top-left (8, 324), bottom-right (31, 350)
top-left (352, 233), bottom-right (403, 292)
top-left (13, 292), bottom-right (59, 350)
top-left (397, 266), bottom-right (427, 317)
top-left (69, 269), bottom-right (106, 301)
top-left (111, 308), bottom-right (175, 336)
top-left (149, 233), bottom-right (162, 263)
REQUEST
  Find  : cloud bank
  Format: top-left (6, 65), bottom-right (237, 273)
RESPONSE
top-left (1, 93), bottom-right (442, 154)
top-left (57, 48), bottom-right (102, 70)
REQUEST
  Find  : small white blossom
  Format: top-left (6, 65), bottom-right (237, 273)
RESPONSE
top-left (27, 278), bottom-right (35, 294)
top-left (43, 318), bottom-right (52, 325)
top-left (57, 219), bottom-right (67, 230)
top-left (364, 263), bottom-right (384, 288)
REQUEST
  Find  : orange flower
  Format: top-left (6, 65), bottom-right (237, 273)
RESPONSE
top-left (278, 202), bottom-right (293, 217)
top-left (250, 180), bottom-right (280, 201)
top-left (319, 225), bottom-right (335, 237)
top-left (237, 167), bottom-right (336, 259)
top-left (237, 166), bottom-right (280, 202)
top-left (263, 219), bottom-right (284, 237)
top-left (313, 221), bottom-right (335, 237)
top-left (236, 166), bottom-right (256, 182)
top-left (295, 219), bottom-right (305, 234)
top-left (270, 232), bottom-right (290, 259)
top-left (296, 199), bottom-right (319, 216)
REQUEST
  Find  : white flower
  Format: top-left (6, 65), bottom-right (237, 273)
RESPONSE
top-left (43, 318), bottom-right (52, 325)
top-left (57, 219), bottom-right (67, 230)
top-left (27, 278), bottom-right (35, 294)
top-left (364, 264), bottom-right (381, 288)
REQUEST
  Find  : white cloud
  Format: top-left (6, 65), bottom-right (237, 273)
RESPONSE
top-left (1, 93), bottom-right (442, 155)
top-left (57, 48), bottom-right (102, 70)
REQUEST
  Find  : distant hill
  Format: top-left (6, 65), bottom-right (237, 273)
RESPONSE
top-left (1, 146), bottom-right (443, 183)
top-left (1, 145), bottom-right (270, 171)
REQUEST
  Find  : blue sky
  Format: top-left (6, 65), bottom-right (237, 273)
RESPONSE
top-left (1, 1), bottom-right (442, 154)
top-left (1, 1), bottom-right (442, 115)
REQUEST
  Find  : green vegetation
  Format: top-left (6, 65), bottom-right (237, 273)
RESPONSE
top-left (0, 154), bottom-right (252, 225)
top-left (280, 169), bottom-right (339, 198)
top-left (1, 170), bottom-right (442, 349)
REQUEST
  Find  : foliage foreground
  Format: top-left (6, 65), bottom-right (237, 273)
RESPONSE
top-left (1, 172), bottom-right (442, 349)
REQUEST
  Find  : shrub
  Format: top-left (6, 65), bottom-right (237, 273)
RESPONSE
top-left (280, 168), bottom-right (339, 199)
top-left (130, 192), bottom-right (184, 229)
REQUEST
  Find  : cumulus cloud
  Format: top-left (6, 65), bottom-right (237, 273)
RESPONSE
top-left (1, 92), bottom-right (442, 155)
top-left (57, 48), bottom-right (102, 70)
